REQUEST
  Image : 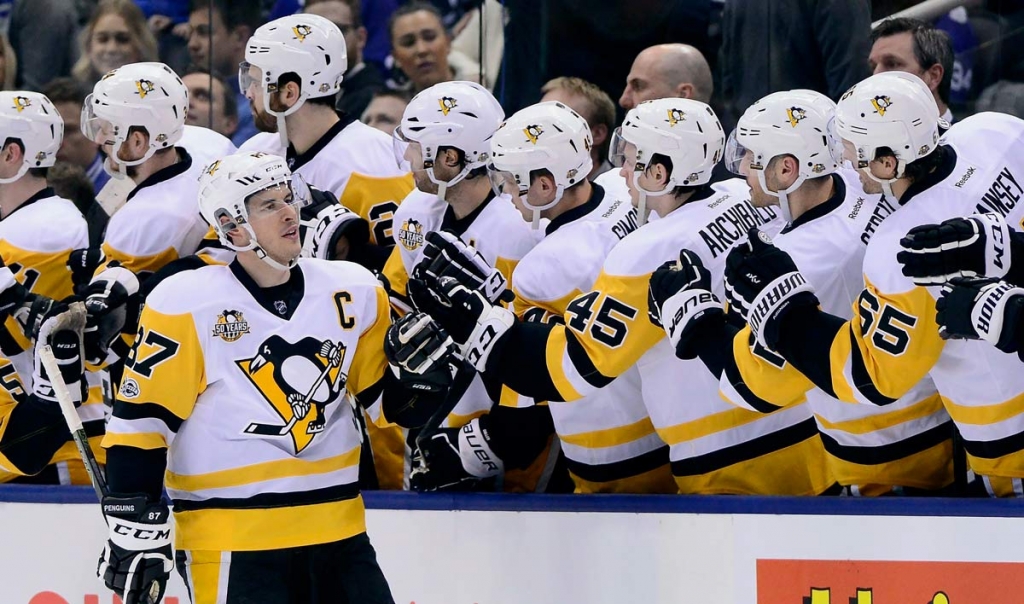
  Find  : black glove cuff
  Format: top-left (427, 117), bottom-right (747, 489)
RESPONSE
top-left (764, 292), bottom-right (820, 352)
top-left (1000, 295), bottom-right (1024, 355)
top-left (1006, 231), bottom-right (1024, 287)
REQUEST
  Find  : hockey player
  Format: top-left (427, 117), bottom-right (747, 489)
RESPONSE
top-left (717, 71), bottom-right (1024, 497)
top-left (98, 151), bottom-right (452, 604)
top-left (238, 14), bottom-right (412, 269)
top-left (647, 89), bottom-right (953, 495)
top-left (412, 98), bottom-right (834, 495)
top-left (409, 101), bottom-right (673, 493)
top-left (0, 90), bottom-right (101, 485)
top-left (374, 80), bottom-right (543, 491)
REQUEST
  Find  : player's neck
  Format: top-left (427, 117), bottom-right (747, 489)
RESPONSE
top-left (889, 177), bottom-right (913, 202)
top-left (131, 149), bottom-right (179, 185)
top-left (237, 251), bottom-right (293, 287)
top-left (287, 106), bottom-right (340, 156)
top-left (446, 177), bottom-right (493, 220)
top-left (649, 188), bottom-right (693, 217)
top-left (787, 175), bottom-right (836, 222)
top-left (0, 176), bottom-right (47, 219)
top-left (543, 179), bottom-right (592, 221)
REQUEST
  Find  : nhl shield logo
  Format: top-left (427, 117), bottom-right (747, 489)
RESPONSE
top-left (213, 310), bottom-right (250, 342)
top-left (398, 218), bottom-right (424, 251)
top-left (238, 335), bottom-right (348, 454)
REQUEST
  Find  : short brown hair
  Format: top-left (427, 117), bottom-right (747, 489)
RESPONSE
top-left (541, 77), bottom-right (616, 162)
top-left (73, 0), bottom-right (158, 83)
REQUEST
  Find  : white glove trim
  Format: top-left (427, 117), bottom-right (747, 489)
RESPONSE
top-left (660, 288), bottom-right (721, 350)
top-left (967, 280), bottom-right (1024, 346)
top-left (458, 418), bottom-right (503, 478)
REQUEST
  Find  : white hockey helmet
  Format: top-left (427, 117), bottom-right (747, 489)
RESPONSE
top-left (725, 89), bottom-right (842, 223)
top-left (0, 91), bottom-right (63, 184)
top-left (394, 80), bottom-right (504, 201)
top-left (240, 14), bottom-right (347, 143)
top-left (489, 101), bottom-right (593, 228)
top-left (835, 71), bottom-right (942, 197)
top-left (198, 151), bottom-right (307, 270)
top-left (609, 98), bottom-right (724, 224)
top-left (82, 62), bottom-right (188, 179)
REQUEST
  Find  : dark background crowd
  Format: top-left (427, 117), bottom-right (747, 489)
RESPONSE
top-left (2, 0), bottom-right (1024, 227)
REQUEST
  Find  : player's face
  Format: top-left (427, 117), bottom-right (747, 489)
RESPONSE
top-left (89, 14), bottom-right (138, 76)
top-left (241, 64), bottom-right (283, 133)
top-left (401, 140), bottom-right (438, 194)
top-left (618, 141), bottom-right (642, 208)
top-left (745, 154), bottom-right (776, 208)
top-left (246, 185), bottom-right (302, 263)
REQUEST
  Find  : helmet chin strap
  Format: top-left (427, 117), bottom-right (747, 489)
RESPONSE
top-left (757, 169), bottom-right (806, 225)
top-left (0, 163), bottom-right (31, 184)
top-left (276, 115), bottom-right (289, 149)
top-left (631, 169), bottom-right (675, 227)
top-left (862, 158), bottom-right (906, 202)
top-left (527, 186), bottom-right (564, 230)
top-left (427, 164), bottom-right (474, 203)
top-left (222, 225), bottom-right (298, 271)
top-left (103, 138), bottom-right (157, 181)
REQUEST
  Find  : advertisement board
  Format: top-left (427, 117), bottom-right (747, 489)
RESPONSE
top-left (2, 489), bottom-right (1023, 604)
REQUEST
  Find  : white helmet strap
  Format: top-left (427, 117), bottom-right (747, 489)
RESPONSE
top-left (218, 222), bottom-right (297, 271)
top-left (756, 168), bottom-right (807, 225)
top-left (0, 163), bottom-right (32, 185)
top-left (862, 157), bottom-right (906, 202)
top-left (426, 159), bottom-right (475, 203)
top-left (526, 184), bottom-right (565, 230)
top-left (632, 166), bottom-right (675, 227)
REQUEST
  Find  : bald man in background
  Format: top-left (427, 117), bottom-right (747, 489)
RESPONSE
top-left (618, 43), bottom-right (714, 110)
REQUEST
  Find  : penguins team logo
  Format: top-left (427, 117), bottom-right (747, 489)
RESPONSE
top-left (524, 124), bottom-right (543, 144)
top-left (439, 97), bottom-right (457, 116)
top-left (12, 96), bottom-right (31, 112)
top-left (135, 79), bottom-right (155, 99)
top-left (398, 218), bottom-right (424, 251)
top-left (871, 95), bottom-right (893, 116)
top-left (292, 25), bottom-right (313, 42)
top-left (205, 160), bottom-right (221, 176)
top-left (786, 107), bottom-right (807, 127)
top-left (666, 109), bottom-right (686, 127)
top-left (239, 336), bottom-right (348, 454)
top-left (213, 310), bottom-right (250, 342)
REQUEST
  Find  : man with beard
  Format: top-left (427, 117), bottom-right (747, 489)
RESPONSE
top-left (238, 14), bottom-right (412, 271)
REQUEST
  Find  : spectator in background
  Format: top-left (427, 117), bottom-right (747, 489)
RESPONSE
top-left (187, 0), bottom-right (261, 145)
top-left (360, 90), bottom-right (407, 136)
top-left (540, 76), bottom-right (616, 180)
top-left (720, 0), bottom-right (871, 127)
top-left (47, 162), bottom-right (108, 247)
top-left (870, 17), bottom-right (955, 123)
top-left (388, 2), bottom-right (480, 94)
top-left (618, 44), bottom-right (713, 110)
top-left (0, 32), bottom-right (15, 91)
top-left (360, 0), bottom-right (399, 74)
top-left (71, 0), bottom-right (158, 88)
top-left (9, 0), bottom-right (80, 91)
top-left (183, 70), bottom-right (238, 140)
top-left (304, 0), bottom-right (384, 121)
top-left (41, 77), bottom-right (109, 195)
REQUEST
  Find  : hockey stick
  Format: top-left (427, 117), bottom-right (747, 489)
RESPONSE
top-left (39, 344), bottom-right (107, 501)
top-left (244, 354), bottom-right (339, 436)
top-left (414, 356), bottom-right (476, 454)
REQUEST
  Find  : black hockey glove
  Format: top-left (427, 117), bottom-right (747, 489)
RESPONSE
top-left (724, 228), bottom-right (818, 351)
top-left (414, 230), bottom-right (515, 305)
top-left (898, 213), bottom-right (1016, 285)
top-left (0, 260), bottom-right (28, 321)
top-left (31, 301), bottom-right (87, 407)
top-left (82, 266), bottom-right (140, 366)
top-left (68, 247), bottom-right (105, 295)
top-left (649, 250), bottom-right (725, 360)
top-left (408, 275), bottom-right (515, 372)
top-left (13, 292), bottom-right (57, 342)
top-left (97, 495), bottom-right (173, 604)
top-left (299, 186), bottom-right (370, 261)
top-left (384, 312), bottom-right (456, 395)
top-left (935, 277), bottom-right (1024, 354)
top-left (410, 417), bottom-right (503, 492)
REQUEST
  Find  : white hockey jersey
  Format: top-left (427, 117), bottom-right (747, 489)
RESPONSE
top-left (719, 170), bottom-right (953, 492)
top-left (773, 112), bottom-right (1024, 496)
top-left (505, 179), bottom-right (833, 494)
top-left (0, 190), bottom-right (103, 482)
top-left (180, 124), bottom-right (237, 170)
top-left (103, 259), bottom-right (391, 551)
top-left (98, 149), bottom-right (208, 278)
top-left (239, 118), bottom-right (413, 245)
top-left (505, 186), bottom-right (673, 493)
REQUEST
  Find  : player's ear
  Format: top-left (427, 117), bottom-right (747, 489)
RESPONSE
top-left (440, 147), bottom-right (461, 168)
top-left (1, 139), bottom-right (22, 164)
top-left (126, 127), bottom-right (149, 154)
top-left (281, 80), bottom-right (302, 108)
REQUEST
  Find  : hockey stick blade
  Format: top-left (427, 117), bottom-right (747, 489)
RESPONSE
top-left (40, 344), bottom-right (108, 500)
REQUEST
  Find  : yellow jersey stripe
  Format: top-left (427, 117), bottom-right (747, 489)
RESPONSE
top-left (559, 416), bottom-right (659, 449)
top-left (166, 446), bottom-right (361, 492)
